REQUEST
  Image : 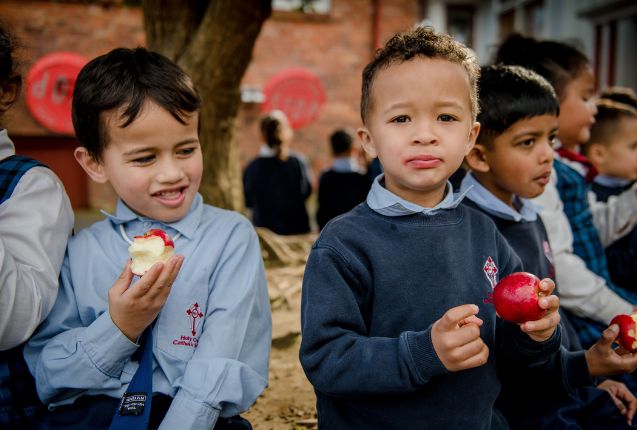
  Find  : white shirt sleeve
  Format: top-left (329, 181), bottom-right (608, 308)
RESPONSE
top-left (533, 172), bottom-right (633, 324)
top-left (588, 182), bottom-right (637, 247)
top-left (0, 167), bottom-right (74, 350)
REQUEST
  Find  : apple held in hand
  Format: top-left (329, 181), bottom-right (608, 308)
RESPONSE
top-left (128, 229), bottom-right (174, 276)
top-left (610, 314), bottom-right (637, 352)
top-left (493, 272), bottom-right (547, 324)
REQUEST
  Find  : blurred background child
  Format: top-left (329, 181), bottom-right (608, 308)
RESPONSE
top-left (243, 110), bottom-right (313, 235)
top-left (316, 128), bottom-right (368, 230)
top-left (583, 96), bottom-right (637, 293)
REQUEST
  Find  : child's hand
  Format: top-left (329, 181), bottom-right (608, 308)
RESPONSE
top-left (598, 379), bottom-right (637, 426)
top-left (586, 324), bottom-right (637, 376)
top-left (519, 278), bottom-right (560, 342)
top-left (109, 255), bottom-right (184, 342)
top-left (431, 304), bottom-right (489, 372)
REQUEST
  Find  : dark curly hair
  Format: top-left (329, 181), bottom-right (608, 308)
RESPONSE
top-left (360, 26), bottom-right (480, 124)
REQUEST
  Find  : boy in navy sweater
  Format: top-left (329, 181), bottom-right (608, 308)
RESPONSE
top-left (462, 64), bottom-right (637, 429)
top-left (299, 27), bottom-right (562, 430)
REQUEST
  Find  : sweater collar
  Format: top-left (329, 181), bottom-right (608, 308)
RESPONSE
top-left (366, 173), bottom-right (469, 216)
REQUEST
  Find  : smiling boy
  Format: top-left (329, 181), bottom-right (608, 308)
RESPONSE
top-left (24, 48), bottom-right (271, 430)
top-left (299, 27), bottom-right (562, 430)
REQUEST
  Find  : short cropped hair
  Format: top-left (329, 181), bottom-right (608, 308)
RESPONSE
top-left (360, 26), bottom-right (480, 124)
top-left (329, 129), bottom-right (353, 155)
top-left (476, 65), bottom-right (559, 148)
top-left (72, 47), bottom-right (201, 161)
top-left (582, 99), bottom-right (637, 155)
top-left (599, 86), bottom-right (637, 110)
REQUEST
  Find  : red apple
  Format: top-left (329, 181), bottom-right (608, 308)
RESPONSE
top-left (493, 272), bottom-right (547, 323)
top-left (128, 229), bottom-right (175, 276)
top-left (610, 314), bottom-right (637, 352)
top-left (135, 229), bottom-right (174, 248)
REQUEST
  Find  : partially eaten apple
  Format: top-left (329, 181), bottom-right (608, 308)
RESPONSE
top-left (610, 314), bottom-right (637, 352)
top-left (493, 272), bottom-right (547, 324)
top-left (128, 229), bottom-right (174, 276)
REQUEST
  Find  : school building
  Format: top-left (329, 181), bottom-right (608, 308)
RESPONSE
top-left (2, 0), bottom-right (634, 212)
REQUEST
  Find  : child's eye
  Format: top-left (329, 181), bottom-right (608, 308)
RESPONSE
top-left (438, 114), bottom-right (456, 122)
top-left (518, 139), bottom-right (535, 147)
top-left (177, 147), bottom-right (196, 156)
top-left (132, 155), bottom-right (155, 164)
top-left (391, 115), bottom-right (410, 123)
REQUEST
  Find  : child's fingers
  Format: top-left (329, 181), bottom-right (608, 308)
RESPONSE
top-left (452, 341), bottom-right (489, 370)
top-left (459, 315), bottom-right (483, 327)
top-left (538, 278), bottom-right (555, 295)
top-left (522, 307), bottom-right (561, 333)
top-left (110, 259), bottom-right (134, 296)
top-left (145, 255), bottom-right (183, 301)
top-left (439, 304), bottom-right (480, 331)
top-left (538, 294), bottom-right (559, 311)
top-left (128, 261), bottom-right (164, 298)
top-left (597, 324), bottom-right (620, 350)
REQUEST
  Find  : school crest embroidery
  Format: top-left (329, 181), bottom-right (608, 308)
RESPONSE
top-left (483, 256), bottom-right (498, 289)
top-left (186, 303), bottom-right (204, 336)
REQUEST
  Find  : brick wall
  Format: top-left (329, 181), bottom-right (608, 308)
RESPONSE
top-left (1, 0), bottom-right (421, 209)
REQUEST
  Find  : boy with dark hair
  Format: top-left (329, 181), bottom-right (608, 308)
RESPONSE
top-left (299, 27), bottom-right (562, 429)
top-left (24, 47), bottom-right (271, 430)
top-left (316, 128), bottom-right (368, 230)
top-left (584, 99), bottom-right (637, 292)
top-left (462, 64), bottom-right (637, 429)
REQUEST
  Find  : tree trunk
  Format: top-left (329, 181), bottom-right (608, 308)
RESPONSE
top-left (142, 0), bottom-right (271, 210)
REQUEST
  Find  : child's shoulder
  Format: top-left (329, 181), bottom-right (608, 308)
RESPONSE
top-left (200, 203), bottom-right (258, 237)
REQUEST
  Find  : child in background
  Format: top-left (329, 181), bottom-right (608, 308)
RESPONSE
top-left (299, 27), bottom-right (562, 430)
top-left (0, 21), bottom-right (74, 428)
top-left (316, 128), bottom-right (368, 230)
top-left (243, 110), bottom-right (312, 235)
top-left (24, 47), bottom-right (271, 430)
top-left (584, 98), bottom-right (637, 292)
top-left (462, 64), bottom-right (637, 429)
top-left (496, 34), bottom-right (637, 349)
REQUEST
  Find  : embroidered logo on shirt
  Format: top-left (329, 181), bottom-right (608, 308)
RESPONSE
top-left (483, 256), bottom-right (498, 289)
top-left (171, 303), bottom-right (203, 348)
top-left (186, 302), bottom-right (204, 336)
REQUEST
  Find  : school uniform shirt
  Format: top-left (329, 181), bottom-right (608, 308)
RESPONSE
top-left (300, 174), bottom-right (562, 430)
top-left (24, 194), bottom-right (271, 430)
top-left (0, 129), bottom-right (74, 350)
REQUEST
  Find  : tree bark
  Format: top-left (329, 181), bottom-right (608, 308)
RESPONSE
top-left (142, 0), bottom-right (271, 210)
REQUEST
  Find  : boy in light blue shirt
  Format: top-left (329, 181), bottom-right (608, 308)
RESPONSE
top-left (24, 47), bottom-right (271, 430)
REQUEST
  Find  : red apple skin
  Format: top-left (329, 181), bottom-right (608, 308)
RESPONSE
top-left (134, 229), bottom-right (174, 247)
top-left (493, 272), bottom-right (546, 324)
top-left (610, 314), bottom-right (637, 352)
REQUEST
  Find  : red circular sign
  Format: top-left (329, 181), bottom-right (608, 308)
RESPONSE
top-left (25, 52), bottom-right (86, 135)
top-left (262, 68), bottom-right (326, 129)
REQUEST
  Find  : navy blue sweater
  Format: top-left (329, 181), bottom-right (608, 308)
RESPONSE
top-left (300, 203), bottom-right (562, 430)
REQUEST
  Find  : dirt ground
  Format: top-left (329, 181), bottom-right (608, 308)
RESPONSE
top-left (244, 234), bottom-right (319, 430)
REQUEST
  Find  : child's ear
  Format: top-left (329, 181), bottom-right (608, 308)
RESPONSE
top-left (586, 143), bottom-right (606, 169)
top-left (357, 127), bottom-right (377, 158)
top-left (465, 122), bottom-right (481, 155)
top-left (0, 76), bottom-right (21, 114)
top-left (465, 143), bottom-right (491, 173)
top-left (74, 147), bottom-right (108, 184)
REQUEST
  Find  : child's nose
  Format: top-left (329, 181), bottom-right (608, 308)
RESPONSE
top-left (156, 159), bottom-right (185, 183)
top-left (412, 121), bottom-right (437, 145)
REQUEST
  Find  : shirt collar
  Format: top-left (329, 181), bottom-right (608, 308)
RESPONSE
top-left (332, 157), bottom-right (362, 173)
top-left (460, 172), bottom-right (539, 222)
top-left (366, 173), bottom-right (469, 216)
top-left (100, 193), bottom-right (204, 240)
top-left (0, 129), bottom-right (15, 160)
top-left (593, 174), bottom-right (633, 188)
top-left (259, 144), bottom-right (277, 157)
